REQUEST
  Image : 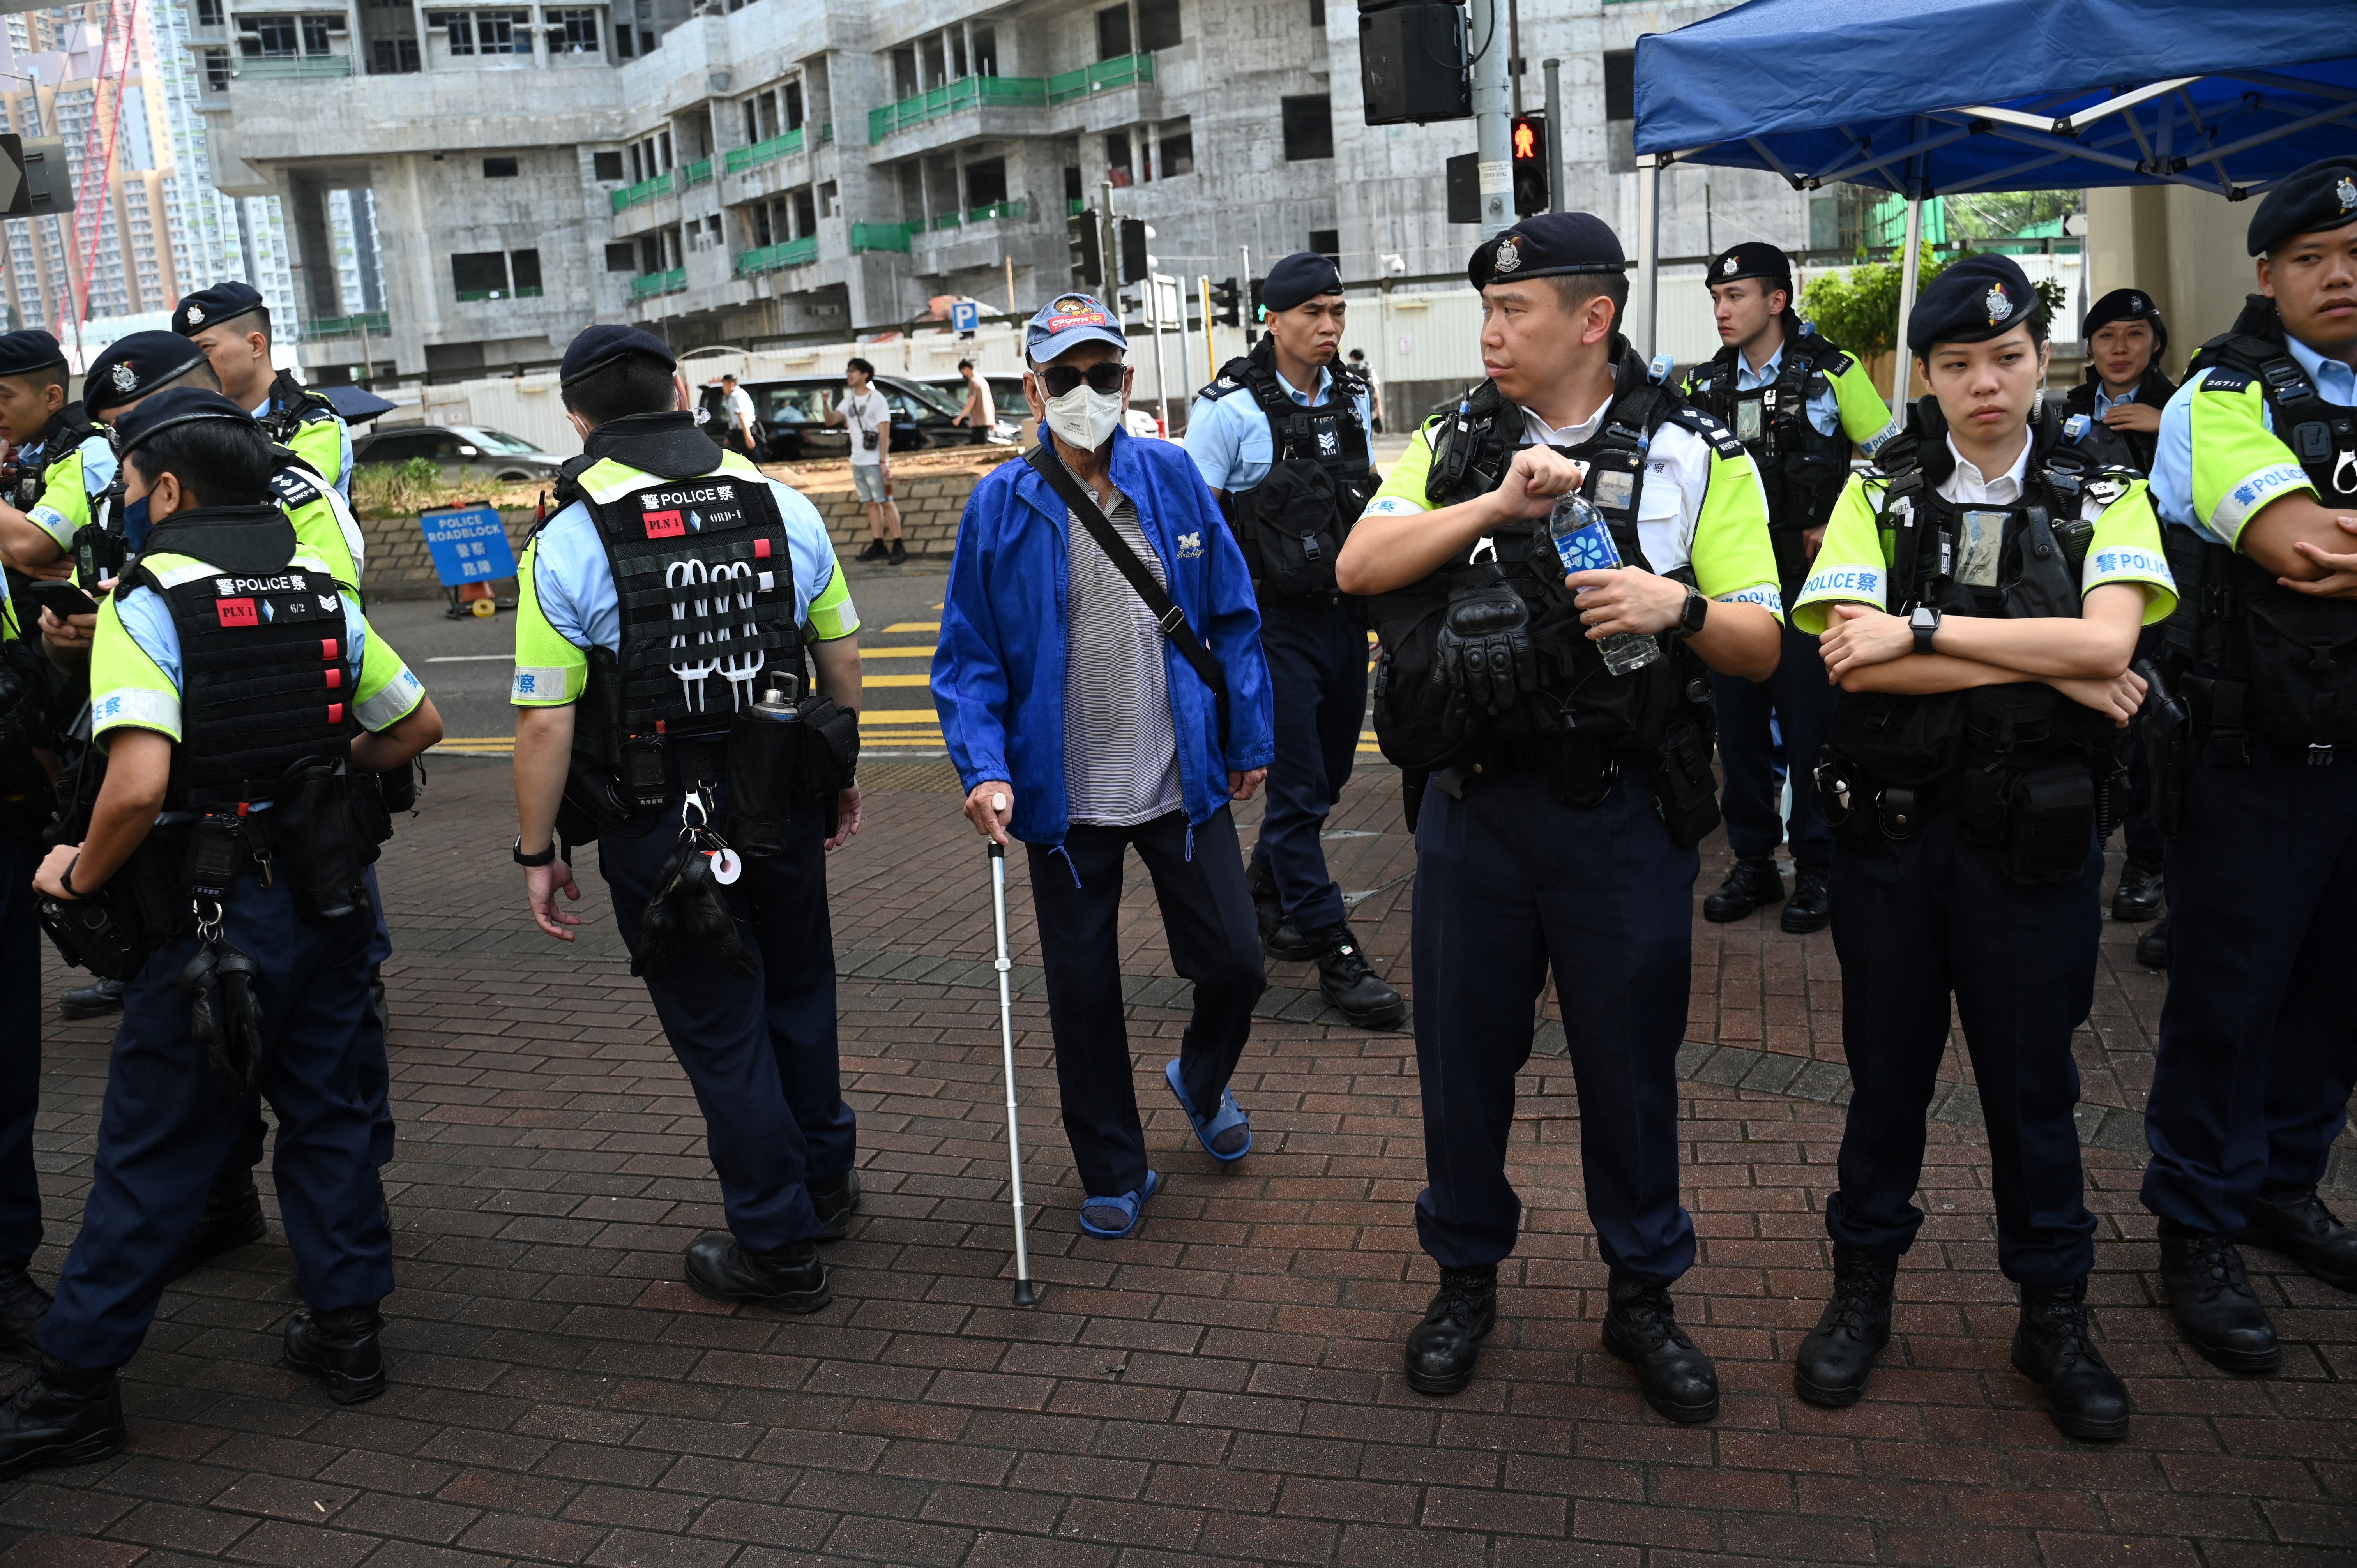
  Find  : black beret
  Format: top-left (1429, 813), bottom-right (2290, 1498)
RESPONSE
top-left (172, 280), bottom-right (266, 337)
top-left (0, 330), bottom-right (64, 380)
top-left (1469, 212), bottom-right (1626, 291)
top-left (112, 386), bottom-right (257, 458)
top-left (83, 331), bottom-right (210, 417)
top-left (1705, 241), bottom-right (1793, 290)
top-left (2248, 157), bottom-right (2357, 257)
top-left (2081, 286), bottom-right (2167, 355)
top-left (1906, 254), bottom-right (2041, 354)
top-left (560, 324), bottom-right (676, 388)
top-left (1262, 251), bottom-right (1344, 314)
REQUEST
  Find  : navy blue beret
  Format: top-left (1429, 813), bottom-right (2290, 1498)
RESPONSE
top-left (1906, 254), bottom-right (2041, 354)
top-left (1262, 251), bottom-right (1344, 314)
top-left (113, 386), bottom-right (257, 457)
top-left (560, 324), bottom-right (676, 387)
top-left (2248, 157), bottom-right (2357, 257)
top-left (173, 280), bottom-right (266, 337)
top-left (84, 331), bottom-right (210, 416)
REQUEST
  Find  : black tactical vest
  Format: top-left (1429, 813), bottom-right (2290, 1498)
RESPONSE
top-left (1200, 344), bottom-right (1376, 599)
top-left (1684, 324), bottom-right (1855, 590)
top-left (11, 404), bottom-right (105, 514)
top-left (2163, 297), bottom-right (2357, 762)
top-left (2061, 364), bottom-right (2177, 473)
top-left (257, 368), bottom-right (342, 450)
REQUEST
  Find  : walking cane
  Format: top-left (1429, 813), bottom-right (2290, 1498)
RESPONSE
top-left (987, 797), bottom-right (1038, 1305)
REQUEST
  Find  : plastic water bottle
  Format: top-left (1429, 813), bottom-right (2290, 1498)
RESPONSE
top-left (1547, 495), bottom-right (1661, 676)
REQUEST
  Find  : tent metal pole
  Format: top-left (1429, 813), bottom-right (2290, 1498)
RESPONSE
top-left (1634, 156), bottom-right (1661, 355)
top-left (1889, 196), bottom-right (1924, 413)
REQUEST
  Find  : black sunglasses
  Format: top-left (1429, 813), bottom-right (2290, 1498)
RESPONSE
top-left (1037, 362), bottom-right (1125, 398)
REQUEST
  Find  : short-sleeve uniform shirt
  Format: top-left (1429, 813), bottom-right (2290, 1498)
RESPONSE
top-left (1184, 364), bottom-right (1375, 494)
top-left (2151, 332), bottom-right (2357, 549)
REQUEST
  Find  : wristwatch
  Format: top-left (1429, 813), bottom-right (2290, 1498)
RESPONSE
top-left (1672, 587), bottom-right (1710, 641)
top-left (1909, 604), bottom-right (1942, 656)
top-left (512, 836), bottom-right (557, 867)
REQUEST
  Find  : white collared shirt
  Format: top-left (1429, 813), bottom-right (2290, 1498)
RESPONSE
top-left (1937, 432), bottom-right (2032, 507)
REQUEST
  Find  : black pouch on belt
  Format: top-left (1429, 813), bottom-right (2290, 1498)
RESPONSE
top-left (270, 765), bottom-right (366, 922)
top-left (793, 696), bottom-right (859, 842)
top-left (36, 890), bottom-right (144, 981)
top-left (1998, 762), bottom-right (2095, 885)
top-left (1645, 715), bottom-right (1722, 848)
top-left (724, 702), bottom-right (804, 858)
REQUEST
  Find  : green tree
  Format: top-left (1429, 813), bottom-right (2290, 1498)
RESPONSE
top-left (1800, 255), bottom-right (2072, 357)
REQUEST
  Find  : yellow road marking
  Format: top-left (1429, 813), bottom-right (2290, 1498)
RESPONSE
top-left (883, 621), bottom-right (940, 633)
top-left (856, 646), bottom-right (934, 658)
top-left (861, 673), bottom-right (932, 687)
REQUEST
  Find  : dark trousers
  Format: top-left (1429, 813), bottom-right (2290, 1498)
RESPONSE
top-left (0, 836), bottom-right (41, 1270)
top-left (1827, 812), bottom-right (2100, 1285)
top-left (2143, 744), bottom-right (2357, 1232)
top-left (42, 872), bottom-right (391, 1370)
top-left (2117, 624), bottom-right (2169, 867)
top-left (1248, 596), bottom-right (1367, 934)
top-left (1027, 807), bottom-right (1265, 1198)
top-left (1410, 766), bottom-right (1698, 1280)
top-left (599, 801), bottom-right (855, 1252)
top-left (1713, 616), bottom-right (1837, 869)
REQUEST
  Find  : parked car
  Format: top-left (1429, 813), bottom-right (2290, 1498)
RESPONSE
top-left (736, 373), bottom-right (984, 461)
top-left (354, 424), bottom-right (566, 484)
top-left (922, 373), bottom-right (1027, 443)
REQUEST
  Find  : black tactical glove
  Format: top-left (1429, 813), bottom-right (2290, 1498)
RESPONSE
top-left (1436, 583), bottom-right (1538, 732)
top-left (632, 842), bottom-right (756, 981)
top-left (182, 938), bottom-right (266, 1089)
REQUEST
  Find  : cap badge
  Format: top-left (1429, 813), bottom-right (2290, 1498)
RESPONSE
top-left (185, 303), bottom-right (204, 325)
top-left (1493, 236), bottom-right (1521, 274)
top-left (2129, 293), bottom-right (2144, 311)
top-left (1985, 283), bottom-right (2013, 325)
top-left (1722, 255), bottom-right (1739, 276)
top-left (110, 362), bottom-right (136, 392)
top-left (2338, 176), bottom-right (2357, 211)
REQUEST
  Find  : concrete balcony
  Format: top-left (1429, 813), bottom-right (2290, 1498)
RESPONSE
top-left (909, 200), bottom-right (1041, 275)
top-left (212, 60), bottom-right (624, 163)
top-left (863, 56), bottom-right (1162, 164)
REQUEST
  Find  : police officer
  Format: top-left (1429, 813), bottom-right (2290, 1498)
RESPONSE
top-left (1337, 214), bottom-right (1784, 1420)
top-left (0, 576), bottom-right (49, 1363)
top-left (1682, 242), bottom-right (1892, 931)
top-left (511, 325), bottom-right (865, 1306)
top-left (2064, 289), bottom-right (2180, 938)
top-left (174, 282), bottom-right (354, 501)
top-left (1786, 254), bottom-right (2168, 1441)
top-left (1185, 251), bottom-right (1401, 1027)
top-left (2141, 159), bottom-right (2357, 1374)
top-left (0, 388), bottom-right (440, 1478)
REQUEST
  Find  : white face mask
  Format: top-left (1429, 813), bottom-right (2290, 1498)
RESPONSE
top-left (1043, 383), bottom-right (1124, 453)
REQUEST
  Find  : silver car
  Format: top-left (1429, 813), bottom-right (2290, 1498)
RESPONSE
top-left (353, 424), bottom-right (566, 485)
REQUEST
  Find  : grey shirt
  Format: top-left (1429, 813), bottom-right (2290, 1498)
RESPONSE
top-left (1063, 484), bottom-right (1182, 826)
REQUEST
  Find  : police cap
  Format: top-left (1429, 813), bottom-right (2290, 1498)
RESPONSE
top-left (1705, 240), bottom-right (1793, 292)
top-left (83, 331), bottom-right (210, 417)
top-left (1468, 212), bottom-right (1626, 291)
top-left (2247, 157), bottom-right (2357, 257)
top-left (558, 324), bottom-right (676, 388)
top-left (113, 386), bottom-right (258, 459)
top-left (1262, 251), bottom-right (1344, 314)
top-left (0, 330), bottom-right (65, 381)
top-left (1905, 254), bottom-right (2041, 354)
top-left (173, 280), bottom-right (266, 337)
top-left (2080, 286), bottom-right (2167, 356)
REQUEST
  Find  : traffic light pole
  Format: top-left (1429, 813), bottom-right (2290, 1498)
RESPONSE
top-left (1468, 0), bottom-right (1512, 238)
top-left (1542, 58), bottom-right (1563, 214)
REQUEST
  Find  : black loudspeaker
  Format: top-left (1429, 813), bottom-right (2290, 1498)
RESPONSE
top-left (1359, 0), bottom-right (1471, 126)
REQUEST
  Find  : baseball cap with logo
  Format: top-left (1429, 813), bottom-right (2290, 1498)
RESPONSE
top-left (1025, 293), bottom-right (1127, 363)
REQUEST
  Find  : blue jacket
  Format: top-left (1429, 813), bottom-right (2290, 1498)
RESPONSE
top-left (932, 431), bottom-right (1274, 847)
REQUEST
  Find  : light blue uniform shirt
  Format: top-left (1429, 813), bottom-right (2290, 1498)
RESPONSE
top-left (25, 431), bottom-right (118, 552)
top-left (2091, 384), bottom-right (2143, 419)
top-left (255, 390), bottom-right (355, 503)
top-left (2153, 332), bottom-right (2357, 545)
top-left (1736, 342), bottom-right (1842, 438)
top-left (525, 475), bottom-right (845, 657)
top-left (1184, 363), bottom-right (1375, 494)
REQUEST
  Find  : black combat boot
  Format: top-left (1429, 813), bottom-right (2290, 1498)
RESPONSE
top-left (2011, 1279), bottom-right (2131, 1441)
top-left (2111, 856), bottom-right (2164, 922)
top-left (685, 1235), bottom-right (832, 1311)
top-left (1792, 1246), bottom-right (1896, 1407)
top-left (2135, 918), bottom-right (2170, 969)
top-left (0, 1265), bottom-right (49, 1360)
top-left (0, 1357), bottom-right (125, 1480)
top-left (1780, 864), bottom-right (1832, 934)
top-left (1249, 859), bottom-right (1311, 961)
top-left (2236, 1188), bottom-right (2357, 1293)
top-left (57, 979), bottom-right (125, 1020)
top-left (811, 1170), bottom-right (863, 1242)
top-left (2157, 1224), bottom-right (2280, 1374)
top-left (166, 1169), bottom-right (267, 1280)
top-left (1307, 923), bottom-right (1405, 1029)
top-left (284, 1304), bottom-right (387, 1405)
top-left (1703, 856), bottom-right (1785, 923)
top-left (1403, 1265), bottom-right (1497, 1396)
top-left (1602, 1269), bottom-right (1720, 1423)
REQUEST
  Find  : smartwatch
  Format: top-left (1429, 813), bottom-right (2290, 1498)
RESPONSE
top-left (1672, 587), bottom-right (1710, 641)
top-left (1909, 604), bottom-right (1942, 657)
top-left (512, 836), bottom-right (557, 867)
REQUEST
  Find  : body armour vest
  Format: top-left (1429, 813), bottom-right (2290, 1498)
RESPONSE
top-left (1368, 341), bottom-right (1717, 774)
top-left (2165, 297), bottom-right (2357, 761)
top-left (2061, 364), bottom-right (2176, 473)
top-left (1683, 325), bottom-right (1855, 578)
top-left (1201, 344), bottom-right (1376, 599)
top-left (11, 404), bottom-right (103, 514)
top-left (257, 369), bottom-right (341, 450)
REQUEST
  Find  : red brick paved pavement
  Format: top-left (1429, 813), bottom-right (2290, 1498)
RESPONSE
top-left (3, 757), bottom-right (2352, 1566)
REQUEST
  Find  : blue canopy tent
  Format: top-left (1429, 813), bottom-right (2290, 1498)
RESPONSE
top-left (1630, 0), bottom-right (2357, 407)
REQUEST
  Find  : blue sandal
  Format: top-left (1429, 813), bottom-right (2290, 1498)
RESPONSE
top-left (1165, 1059), bottom-right (1252, 1162)
top-left (1078, 1170), bottom-right (1160, 1239)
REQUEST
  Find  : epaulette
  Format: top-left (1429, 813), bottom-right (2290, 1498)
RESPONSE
top-left (2199, 368), bottom-right (2255, 396)
top-left (1195, 374), bottom-right (1247, 402)
top-left (1661, 403), bottom-right (1747, 461)
top-left (269, 465), bottom-right (325, 510)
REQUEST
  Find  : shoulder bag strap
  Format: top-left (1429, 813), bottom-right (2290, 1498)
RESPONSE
top-left (1025, 443), bottom-right (1231, 753)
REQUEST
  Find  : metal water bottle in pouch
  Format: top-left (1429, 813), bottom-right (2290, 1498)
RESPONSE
top-left (725, 673), bottom-right (803, 858)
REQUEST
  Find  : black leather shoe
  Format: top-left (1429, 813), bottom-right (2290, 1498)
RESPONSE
top-left (2157, 1225), bottom-right (2280, 1374)
top-left (1308, 923), bottom-right (1406, 1029)
top-left (1601, 1269), bottom-right (1720, 1423)
top-left (1249, 860), bottom-right (1311, 962)
top-left (2135, 918), bottom-right (2170, 969)
top-left (166, 1169), bottom-right (267, 1280)
top-left (1404, 1265), bottom-right (1496, 1396)
top-left (58, 979), bottom-right (125, 1019)
top-left (0, 1266), bottom-right (49, 1361)
top-left (685, 1234), bottom-right (832, 1310)
top-left (855, 539), bottom-right (888, 563)
top-left (284, 1305), bottom-right (386, 1405)
top-left (811, 1171), bottom-right (862, 1242)
top-left (2111, 858), bottom-right (2165, 922)
top-left (0, 1358), bottom-right (124, 1480)
top-left (2012, 1278), bottom-right (2130, 1441)
top-left (1793, 1246), bottom-right (1896, 1407)
top-left (2237, 1188), bottom-right (2357, 1293)
top-left (1703, 857), bottom-right (1785, 923)
top-left (1780, 865), bottom-right (1832, 934)
top-left (888, 539), bottom-right (908, 566)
